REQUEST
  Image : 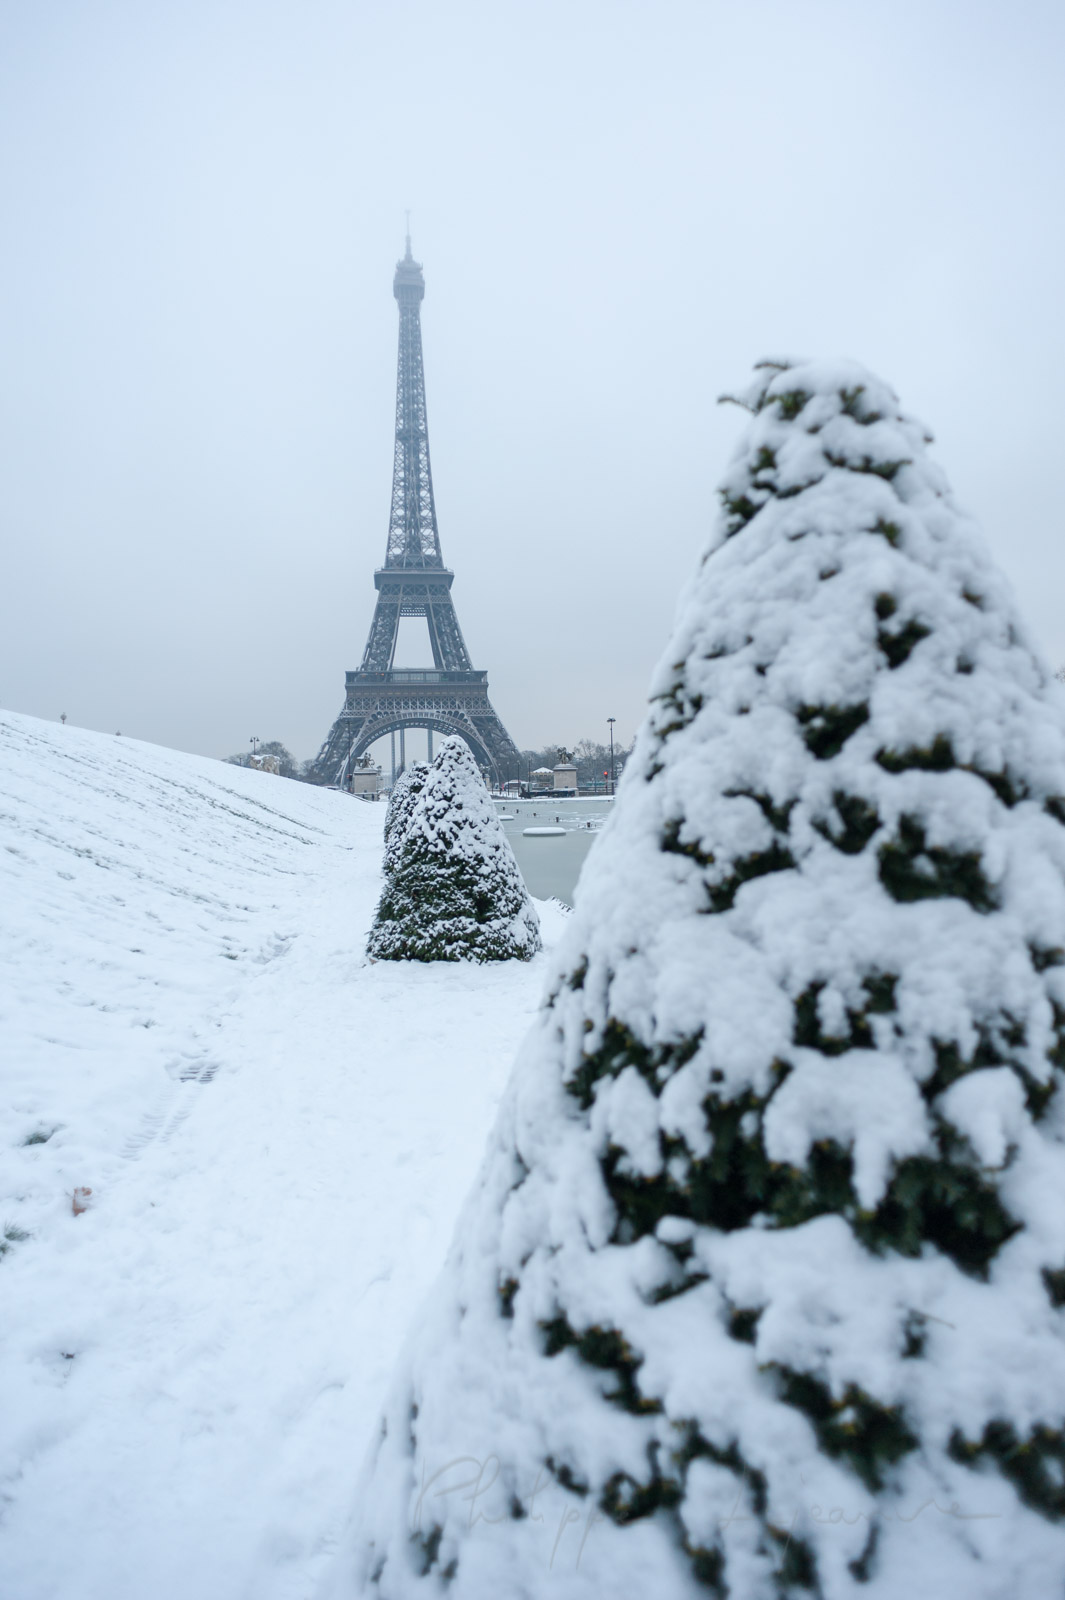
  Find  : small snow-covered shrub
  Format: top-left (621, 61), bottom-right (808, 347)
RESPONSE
top-left (356, 360), bottom-right (1065, 1597)
top-left (382, 761), bottom-right (430, 878)
top-left (21, 1128), bottom-right (54, 1147)
top-left (0, 1224), bottom-right (30, 1259)
top-left (367, 737), bottom-right (540, 963)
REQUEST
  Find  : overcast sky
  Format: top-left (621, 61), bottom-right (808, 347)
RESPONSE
top-left (2, 0), bottom-right (1063, 766)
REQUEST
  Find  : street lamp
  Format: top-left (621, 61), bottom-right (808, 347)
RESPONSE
top-left (607, 718), bottom-right (616, 795)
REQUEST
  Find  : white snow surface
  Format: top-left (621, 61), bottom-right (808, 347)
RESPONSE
top-left (353, 361), bottom-right (1065, 1598)
top-left (0, 709), bottom-right (568, 1600)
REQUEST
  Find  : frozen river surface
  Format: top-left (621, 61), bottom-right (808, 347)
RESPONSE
top-left (493, 796), bottom-right (612, 905)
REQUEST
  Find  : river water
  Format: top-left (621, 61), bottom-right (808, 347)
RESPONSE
top-left (493, 797), bottom-right (613, 907)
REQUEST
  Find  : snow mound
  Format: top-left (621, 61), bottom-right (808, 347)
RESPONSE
top-left (0, 710), bottom-right (563, 1600)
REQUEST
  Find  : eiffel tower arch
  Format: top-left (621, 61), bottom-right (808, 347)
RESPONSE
top-left (312, 237), bottom-right (522, 787)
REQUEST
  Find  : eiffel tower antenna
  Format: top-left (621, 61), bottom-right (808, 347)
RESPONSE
top-left (311, 243), bottom-right (522, 787)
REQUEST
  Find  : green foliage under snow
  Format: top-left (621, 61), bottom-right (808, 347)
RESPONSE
top-left (368, 737), bottom-right (540, 964)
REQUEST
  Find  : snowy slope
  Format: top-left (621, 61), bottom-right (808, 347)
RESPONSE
top-left (0, 710), bottom-right (567, 1600)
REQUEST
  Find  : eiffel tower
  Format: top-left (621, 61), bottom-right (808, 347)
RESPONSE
top-left (312, 235), bottom-right (522, 787)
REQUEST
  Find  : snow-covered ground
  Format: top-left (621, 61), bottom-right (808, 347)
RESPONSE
top-left (0, 710), bottom-right (566, 1600)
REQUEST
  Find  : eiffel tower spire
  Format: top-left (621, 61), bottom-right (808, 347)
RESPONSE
top-left (382, 231), bottom-right (445, 571)
top-left (311, 239), bottom-right (522, 786)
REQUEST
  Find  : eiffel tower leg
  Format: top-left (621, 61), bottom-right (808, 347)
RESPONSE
top-left (399, 728), bottom-right (405, 770)
top-left (427, 728), bottom-right (433, 761)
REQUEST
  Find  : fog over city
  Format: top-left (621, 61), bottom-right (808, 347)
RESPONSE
top-left (2, 0), bottom-right (1062, 766)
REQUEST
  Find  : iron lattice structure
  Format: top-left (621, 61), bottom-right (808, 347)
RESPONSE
top-left (312, 239), bottom-right (522, 785)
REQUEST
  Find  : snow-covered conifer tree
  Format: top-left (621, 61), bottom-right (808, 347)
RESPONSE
top-left (381, 761), bottom-right (430, 878)
top-left (355, 360), bottom-right (1065, 1597)
top-left (367, 736), bottom-right (540, 963)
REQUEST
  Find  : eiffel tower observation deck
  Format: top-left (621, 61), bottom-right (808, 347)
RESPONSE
top-left (311, 236), bottom-right (522, 787)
